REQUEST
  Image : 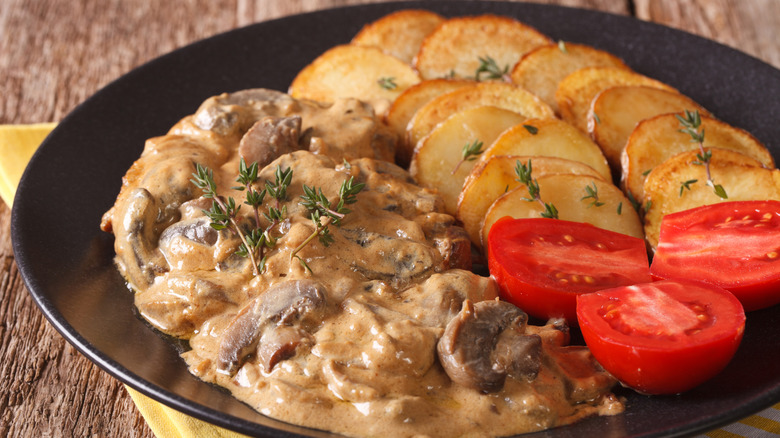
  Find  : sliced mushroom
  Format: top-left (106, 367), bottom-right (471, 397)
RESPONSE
top-left (193, 88), bottom-right (299, 136)
top-left (340, 228), bottom-right (437, 287)
top-left (116, 188), bottom-right (169, 288)
top-left (160, 217), bottom-right (219, 247)
top-left (216, 279), bottom-right (328, 376)
top-left (238, 116), bottom-right (305, 168)
top-left (437, 300), bottom-right (541, 393)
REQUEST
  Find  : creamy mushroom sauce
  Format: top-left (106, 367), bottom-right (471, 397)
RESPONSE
top-left (101, 89), bottom-right (623, 437)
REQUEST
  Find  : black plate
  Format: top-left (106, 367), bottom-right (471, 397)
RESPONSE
top-left (12, 2), bottom-right (780, 437)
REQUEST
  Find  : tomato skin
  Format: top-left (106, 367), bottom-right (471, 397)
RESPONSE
top-left (650, 200), bottom-right (780, 311)
top-left (577, 279), bottom-right (745, 395)
top-left (487, 217), bottom-right (651, 322)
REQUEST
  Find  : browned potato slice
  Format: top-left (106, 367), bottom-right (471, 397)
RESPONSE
top-left (588, 86), bottom-right (710, 169)
top-left (481, 173), bottom-right (643, 248)
top-left (510, 42), bottom-right (630, 114)
top-left (481, 118), bottom-right (611, 181)
top-left (409, 106), bottom-right (526, 215)
top-left (407, 81), bottom-right (554, 150)
top-left (556, 67), bottom-right (676, 132)
top-left (414, 14), bottom-right (551, 80)
top-left (458, 155), bottom-right (606, 248)
top-left (385, 78), bottom-right (475, 167)
top-left (622, 113), bottom-right (775, 202)
top-left (351, 9), bottom-right (445, 64)
top-left (642, 148), bottom-right (780, 249)
top-left (289, 44), bottom-right (421, 111)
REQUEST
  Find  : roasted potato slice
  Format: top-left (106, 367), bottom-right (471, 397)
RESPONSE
top-left (480, 118), bottom-right (611, 181)
top-left (289, 44), bottom-right (421, 112)
top-left (481, 173), bottom-right (643, 248)
top-left (588, 86), bottom-right (710, 169)
top-left (409, 105), bottom-right (526, 215)
top-left (414, 14), bottom-right (551, 80)
top-left (622, 113), bottom-right (774, 202)
top-left (458, 155), bottom-right (606, 248)
top-left (386, 78), bottom-right (475, 167)
top-left (351, 9), bottom-right (445, 64)
top-left (642, 148), bottom-right (780, 249)
top-left (407, 81), bottom-right (554, 150)
top-left (556, 67), bottom-right (676, 132)
top-left (510, 42), bottom-right (630, 114)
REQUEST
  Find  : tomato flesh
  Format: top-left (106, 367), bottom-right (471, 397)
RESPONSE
top-left (650, 200), bottom-right (780, 311)
top-left (577, 279), bottom-right (745, 394)
top-left (487, 217), bottom-right (651, 321)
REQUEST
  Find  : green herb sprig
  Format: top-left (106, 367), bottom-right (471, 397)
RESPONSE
top-left (514, 159), bottom-right (558, 219)
top-left (452, 139), bottom-right (484, 174)
top-left (192, 161), bottom-right (292, 276)
top-left (677, 110), bottom-right (727, 199)
top-left (292, 176), bottom-right (365, 272)
top-left (378, 77), bottom-right (397, 90)
top-left (192, 162), bottom-right (262, 276)
top-left (474, 56), bottom-right (511, 82)
top-left (581, 182), bottom-right (605, 208)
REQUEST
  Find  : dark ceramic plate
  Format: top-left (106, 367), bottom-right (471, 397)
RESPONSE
top-left (12, 1), bottom-right (780, 437)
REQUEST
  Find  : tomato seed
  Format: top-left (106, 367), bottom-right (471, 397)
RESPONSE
top-left (767, 251), bottom-right (778, 259)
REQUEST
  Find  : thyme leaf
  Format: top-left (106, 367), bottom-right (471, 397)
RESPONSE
top-left (514, 159), bottom-right (558, 219)
top-left (378, 77), bottom-right (397, 90)
top-left (475, 56), bottom-right (511, 82)
top-left (452, 139), bottom-right (484, 174)
top-left (676, 109), bottom-right (727, 199)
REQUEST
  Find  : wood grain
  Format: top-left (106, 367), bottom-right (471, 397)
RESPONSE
top-left (0, 1), bottom-right (776, 437)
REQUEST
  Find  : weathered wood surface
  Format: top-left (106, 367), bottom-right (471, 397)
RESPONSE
top-left (0, 0), bottom-right (776, 437)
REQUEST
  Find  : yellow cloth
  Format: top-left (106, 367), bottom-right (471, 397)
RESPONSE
top-left (1, 123), bottom-right (779, 437)
top-left (0, 123), bottom-right (57, 206)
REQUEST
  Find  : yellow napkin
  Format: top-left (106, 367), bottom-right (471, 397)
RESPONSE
top-left (2, 124), bottom-right (779, 438)
top-left (0, 123), bottom-right (57, 206)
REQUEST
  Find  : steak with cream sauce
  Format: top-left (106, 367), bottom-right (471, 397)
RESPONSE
top-left (101, 88), bottom-right (623, 437)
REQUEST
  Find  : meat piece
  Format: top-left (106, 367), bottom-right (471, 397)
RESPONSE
top-left (217, 279), bottom-right (328, 376)
top-left (239, 116), bottom-right (306, 168)
top-left (437, 299), bottom-right (541, 393)
top-left (135, 275), bottom-right (235, 338)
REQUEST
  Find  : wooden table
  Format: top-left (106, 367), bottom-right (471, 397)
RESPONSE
top-left (1, 0), bottom-right (777, 436)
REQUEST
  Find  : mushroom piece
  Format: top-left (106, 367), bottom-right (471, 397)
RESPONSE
top-left (437, 299), bottom-right (541, 393)
top-left (192, 88), bottom-right (299, 136)
top-left (216, 279), bottom-right (328, 376)
top-left (116, 188), bottom-right (169, 288)
top-left (238, 115), bottom-right (306, 168)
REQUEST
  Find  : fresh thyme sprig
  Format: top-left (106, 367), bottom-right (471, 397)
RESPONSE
top-left (514, 159), bottom-right (559, 219)
top-left (677, 110), bottom-right (728, 199)
top-left (291, 176), bottom-right (365, 272)
top-left (581, 182), bottom-right (605, 208)
top-left (192, 163), bottom-right (262, 276)
top-left (192, 161), bottom-right (293, 276)
top-left (452, 139), bottom-right (484, 174)
top-left (378, 77), bottom-right (397, 90)
top-left (475, 56), bottom-right (511, 82)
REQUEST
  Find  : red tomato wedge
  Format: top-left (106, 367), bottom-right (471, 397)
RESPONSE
top-left (577, 279), bottom-right (745, 394)
top-left (650, 200), bottom-right (780, 311)
top-left (487, 217), bottom-right (651, 321)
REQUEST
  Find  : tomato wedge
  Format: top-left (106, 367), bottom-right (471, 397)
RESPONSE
top-left (577, 279), bottom-right (745, 394)
top-left (487, 217), bottom-right (651, 321)
top-left (650, 200), bottom-right (780, 311)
